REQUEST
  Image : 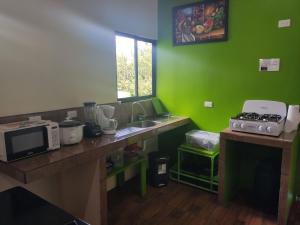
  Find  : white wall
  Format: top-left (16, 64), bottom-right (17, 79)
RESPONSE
top-left (0, 0), bottom-right (157, 116)
top-left (97, 0), bottom-right (158, 39)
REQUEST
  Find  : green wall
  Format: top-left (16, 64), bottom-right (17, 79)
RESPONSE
top-left (157, 0), bottom-right (300, 132)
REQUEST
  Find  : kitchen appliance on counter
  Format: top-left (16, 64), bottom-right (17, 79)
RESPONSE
top-left (83, 102), bottom-right (102, 138)
top-left (230, 100), bottom-right (287, 136)
top-left (96, 105), bottom-right (118, 134)
top-left (0, 186), bottom-right (90, 225)
top-left (59, 119), bottom-right (84, 145)
top-left (284, 105), bottom-right (300, 133)
top-left (0, 120), bottom-right (60, 162)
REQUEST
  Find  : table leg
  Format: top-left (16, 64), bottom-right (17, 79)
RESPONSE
top-left (277, 147), bottom-right (292, 225)
top-left (140, 159), bottom-right (147, 197)
top-left (59, 156), bottom-right (107, 225)
top-left (210, 157), bottom-right (214, 190)
top-left (177, 150), bottom-right (181, 181)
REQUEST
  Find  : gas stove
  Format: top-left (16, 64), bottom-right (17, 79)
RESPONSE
top-left (230, 100), bottom-right (287, 136)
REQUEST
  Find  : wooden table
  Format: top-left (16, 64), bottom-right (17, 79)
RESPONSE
top-left (0, 116), bottom-right (190, 225)
top-left (218, 128), bottom-right (299, 225)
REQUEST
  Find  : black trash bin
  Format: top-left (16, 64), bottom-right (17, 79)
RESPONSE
top-left (149, 152), bottom-right (170, 187)
top-left (253, 158), bottom-right (280, 214)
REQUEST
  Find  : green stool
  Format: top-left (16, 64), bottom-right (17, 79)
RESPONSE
top-left (170, 144), bottom-right (219, 193)
top-left (107, 155), bottom-right (147, 197)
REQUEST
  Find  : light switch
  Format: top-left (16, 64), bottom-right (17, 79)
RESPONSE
top-left (278, 19), bottom-right (291, 28)
top-left (204, 101), bottom-right (213, 108)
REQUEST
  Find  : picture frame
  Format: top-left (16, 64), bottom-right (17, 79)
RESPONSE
top-left (173, 0), bottom-right (229, 46)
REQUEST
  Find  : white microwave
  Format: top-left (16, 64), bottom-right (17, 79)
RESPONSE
top-left (0, 120), bottom-right (60, 162)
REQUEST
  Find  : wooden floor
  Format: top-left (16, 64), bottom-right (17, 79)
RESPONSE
top-left (108, 181), bottom-right (300, 225)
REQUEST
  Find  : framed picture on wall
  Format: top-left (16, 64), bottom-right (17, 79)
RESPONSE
top-left (173, 0), bottom-right (229, 46)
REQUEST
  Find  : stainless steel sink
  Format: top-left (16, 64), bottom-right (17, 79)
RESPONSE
top-left (115, 120), bottom-right (160, 138)
top-left (128, 120), bottom-right (160, 128)
top-left (116, 119), bottom-right (169, 138)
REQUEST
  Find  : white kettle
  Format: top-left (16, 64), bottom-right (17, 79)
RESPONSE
top-left (96, 105), bottom-right (118, 134)
top-left (284, 105), bottom-right (300, 133)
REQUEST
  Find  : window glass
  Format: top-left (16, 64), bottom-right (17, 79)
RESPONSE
top-left (115, 34), bottom-right (155, 100)
top-left (116, 36), bottom-right (136, 98)
top-left (138, 41), bottom-right (152, 96)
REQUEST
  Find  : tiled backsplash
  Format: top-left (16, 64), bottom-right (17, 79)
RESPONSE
top-left (0, 107), bottom-right (84, 125)
top-left (0, 99), bottom-right (155, 127)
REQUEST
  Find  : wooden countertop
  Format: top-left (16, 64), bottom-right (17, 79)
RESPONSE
top-left (221, 128), bottom-right (297, 148)
top-left (0, 116), bottom-right (190, 184)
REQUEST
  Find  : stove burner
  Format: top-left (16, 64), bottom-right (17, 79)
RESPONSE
top-left (230, 100), bottom-right (287, 136)
top-left (260, 114), bottom-right (282, 122)
top-left (233, 113), bottom-right (282, 122)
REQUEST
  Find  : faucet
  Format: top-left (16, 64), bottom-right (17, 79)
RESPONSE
top-left (131, 101), bottom-right (147, 122)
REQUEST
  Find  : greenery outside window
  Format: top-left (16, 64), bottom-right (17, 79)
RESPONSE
top-left (115, 32), bottom-right (156, 101)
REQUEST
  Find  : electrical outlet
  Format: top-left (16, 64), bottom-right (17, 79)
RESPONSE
top-left (204, 101), bottom-right (213, 108)
top-left (278, 19), bottom-right (291, 28)
top-left (67, 110), bottom-right (78, 119)
top-left (28, 115), bottom-right (42, 121)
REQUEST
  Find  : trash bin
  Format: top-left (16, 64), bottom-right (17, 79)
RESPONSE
top-left (253, 158), bottom-right (280, 214)
top-left (149, 152), bottom-right (170, 187)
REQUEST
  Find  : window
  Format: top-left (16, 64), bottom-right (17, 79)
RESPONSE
top-left (115, 33), bottom-right (156, 100)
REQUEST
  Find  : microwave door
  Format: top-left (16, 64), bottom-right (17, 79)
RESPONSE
top-left (4, 126), bottom-right (49, 161)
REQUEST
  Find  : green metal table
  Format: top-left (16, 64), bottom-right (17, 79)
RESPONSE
top-left (107, 155), bottom-right (147, 197)
top-left (170, 144), bottom-right (219, 193)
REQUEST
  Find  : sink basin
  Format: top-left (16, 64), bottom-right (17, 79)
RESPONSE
top-left (128, 120), bottom-right (160, 128)
top-left (115, 120), bottom-right (160, 138)
top-left (115, 127), bottom-right (145, 138)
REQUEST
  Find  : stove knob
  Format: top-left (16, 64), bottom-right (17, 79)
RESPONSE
top-left (266, 126), bottom-right (272, 133)
top-left (232, 122), bottom-right (239, 128)
top-left (240, 123), bottom-right (245, 129)
top-left (258, 125), bottom-right (264, 132)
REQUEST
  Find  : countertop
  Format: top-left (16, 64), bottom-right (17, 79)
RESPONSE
top-left (221, 128), bottom-right (297, 148)
top-left (0, 116), bottom-right (190, 184)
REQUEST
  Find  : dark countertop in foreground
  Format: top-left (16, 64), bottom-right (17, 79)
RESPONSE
top-left (0, 187), bottom-right (89, 225)
top-left (0, 116), bottom-right (190, 184)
